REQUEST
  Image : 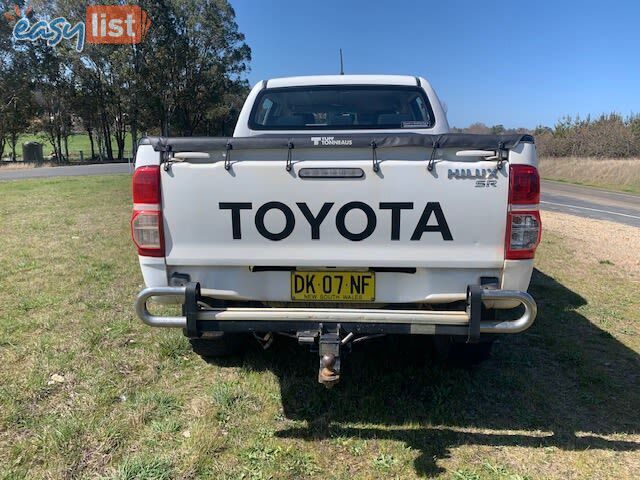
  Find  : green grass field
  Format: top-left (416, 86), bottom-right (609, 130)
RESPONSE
top-left (5, 133), bottom-right (134, 160)
top-left (0, 175), bottom-right (638, 479)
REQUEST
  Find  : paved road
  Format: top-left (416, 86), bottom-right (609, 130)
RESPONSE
top-left (541, 180), bottom-right (640, 228)
top-left (2, 163), bottom-right (639, 227)
top-left (0, 162), bottom-right (132, 181)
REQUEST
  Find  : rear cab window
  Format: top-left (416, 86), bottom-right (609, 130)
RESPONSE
top-left (249, 85), bottom-right (435, 130)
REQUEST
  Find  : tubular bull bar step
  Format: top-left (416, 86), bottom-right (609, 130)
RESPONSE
top-left (135, 283), bottom-right (537, 340)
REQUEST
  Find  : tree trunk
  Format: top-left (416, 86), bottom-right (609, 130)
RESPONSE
top-left (64, 136), bottom-right (69, 163)
top-left (161, 116), bottom-right (169, 136)
top-left (116, 134), bottom-right (124, 161)
top-left (101, 114), bottom-right (113, 161)
top-left (49, 136), bottom-right (60, 164)
top-left (9, 132), bottom-right (18, 161)
top-left (96, 131), bottom-right (104, 162)
top-left (87, 128), bottom-right (95, 160)
top-left (130, 120), bottom-right (137, 161)
top-left (161, 105), bottom-right (171, 136)
top-left (105, 126), bottom-right (113, 161)
top-left (56, 131), bottom-right (63, 163)
top-left (130, 44), bottom-right (139, 161)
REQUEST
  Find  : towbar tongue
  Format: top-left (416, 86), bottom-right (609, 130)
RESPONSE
top-left (317, 323), bottom-right (343, 388)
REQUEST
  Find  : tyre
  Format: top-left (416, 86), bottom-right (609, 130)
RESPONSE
top-left (454, 305), bottom-right (496, 365)
top-left (432, 333), bottom-right (495, 365)
top-left (189, 332), bottom-right (244, 358)
top-left (451, 340), bottom-right (494, 365)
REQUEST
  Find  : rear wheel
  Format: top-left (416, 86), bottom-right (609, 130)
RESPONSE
top-left (189, 332), bottom-right (244, 358)
top-left (451, 340), bottom-right (494, 364)
top-left (432, 307), bottom-right (496, 365)
top-left (432, 336), bottom-right (494, 365)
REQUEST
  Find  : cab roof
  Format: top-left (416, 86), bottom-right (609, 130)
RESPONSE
top-left (263, 75), bottom-right (422, 89)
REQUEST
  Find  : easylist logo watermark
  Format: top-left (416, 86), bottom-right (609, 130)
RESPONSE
top-left (6, 4), bottom-right (151, 52)
top-left (86, 6), bottom-right (151, 45)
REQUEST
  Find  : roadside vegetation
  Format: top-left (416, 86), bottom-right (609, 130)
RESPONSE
top-left (457, 113), bottom-right (640, 159)
top-left (534, 114), bottom-right (640, 158)
top-left (457, 114), bottom-right (640, 193)
top-left (0, 175), bottom-right (638, 479)
top-left (539, 157), bottom-right (640, 194)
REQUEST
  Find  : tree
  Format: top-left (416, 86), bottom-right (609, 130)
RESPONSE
top-left (490, 124), bottom-right (505, 135)
top-left (465, 122), bottom-right (491, 134)
top-left (170, 0), bottom-right (251, 135)
top-left (71, 80), bottom-right (100, 160)
top-left (29, 43), bottom-right (73, 163)
top-left (2, 52), bottom-right (35, 161)
top-left (0, 0), bottom-right (17, 159)
top-left (135, 0), bottom-right (251, 136)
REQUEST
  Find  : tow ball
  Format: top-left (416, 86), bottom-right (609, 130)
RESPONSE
top-left (299, 323), bottom-right (349, 387)
top-left (318, 326), bottom-right (342, 387)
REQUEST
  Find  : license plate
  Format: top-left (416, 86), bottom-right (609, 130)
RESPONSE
top-left (291, 271), bottom-right (375, 301)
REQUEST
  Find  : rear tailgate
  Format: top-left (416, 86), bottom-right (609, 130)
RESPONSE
top-left (159, 137), bottom-right (518, 269)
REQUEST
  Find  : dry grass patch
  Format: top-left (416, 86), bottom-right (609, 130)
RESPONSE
top-left (539, 157), bottom-right (640, 194)
top-left (541, 210), bottom-right (640, 281)
top-left (0, 161), bottom-right (57, 170)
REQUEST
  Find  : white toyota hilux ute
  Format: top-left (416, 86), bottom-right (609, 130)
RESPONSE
top-left (132, 75), bottom-right (541, 386)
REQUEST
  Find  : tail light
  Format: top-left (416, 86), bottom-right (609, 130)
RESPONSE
top-left (506, 164), bottom-right (541, 260)
top-left (132, 165), bottom-right (161, 204)
top-left (506, 211), bottom-right (541, 259)
top-left (131, 166), bottom-right (164, 257)
top-left (509, 164), bottom-right (540, 205)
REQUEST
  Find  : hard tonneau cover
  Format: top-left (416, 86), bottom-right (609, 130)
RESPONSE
top-left (140, 133), bottom-right (534, 154)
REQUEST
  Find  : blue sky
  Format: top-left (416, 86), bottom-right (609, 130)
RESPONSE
top-left (231, 0), bottom-right (640, 129)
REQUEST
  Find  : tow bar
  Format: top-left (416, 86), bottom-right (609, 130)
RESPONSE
top-left (317, 324), bottom-right (342, 387)
top-left (136, 282), bottom-right (537, 386)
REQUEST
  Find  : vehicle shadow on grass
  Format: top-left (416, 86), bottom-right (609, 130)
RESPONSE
top-left (236, 268), bottom-right (640, 477)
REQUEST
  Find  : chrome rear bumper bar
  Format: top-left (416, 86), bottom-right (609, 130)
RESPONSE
top-left (135, 284), bottom-right (537, 337)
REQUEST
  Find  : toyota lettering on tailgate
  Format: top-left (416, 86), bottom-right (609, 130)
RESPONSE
top-left (218, 202), bottom-right (453, 241)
